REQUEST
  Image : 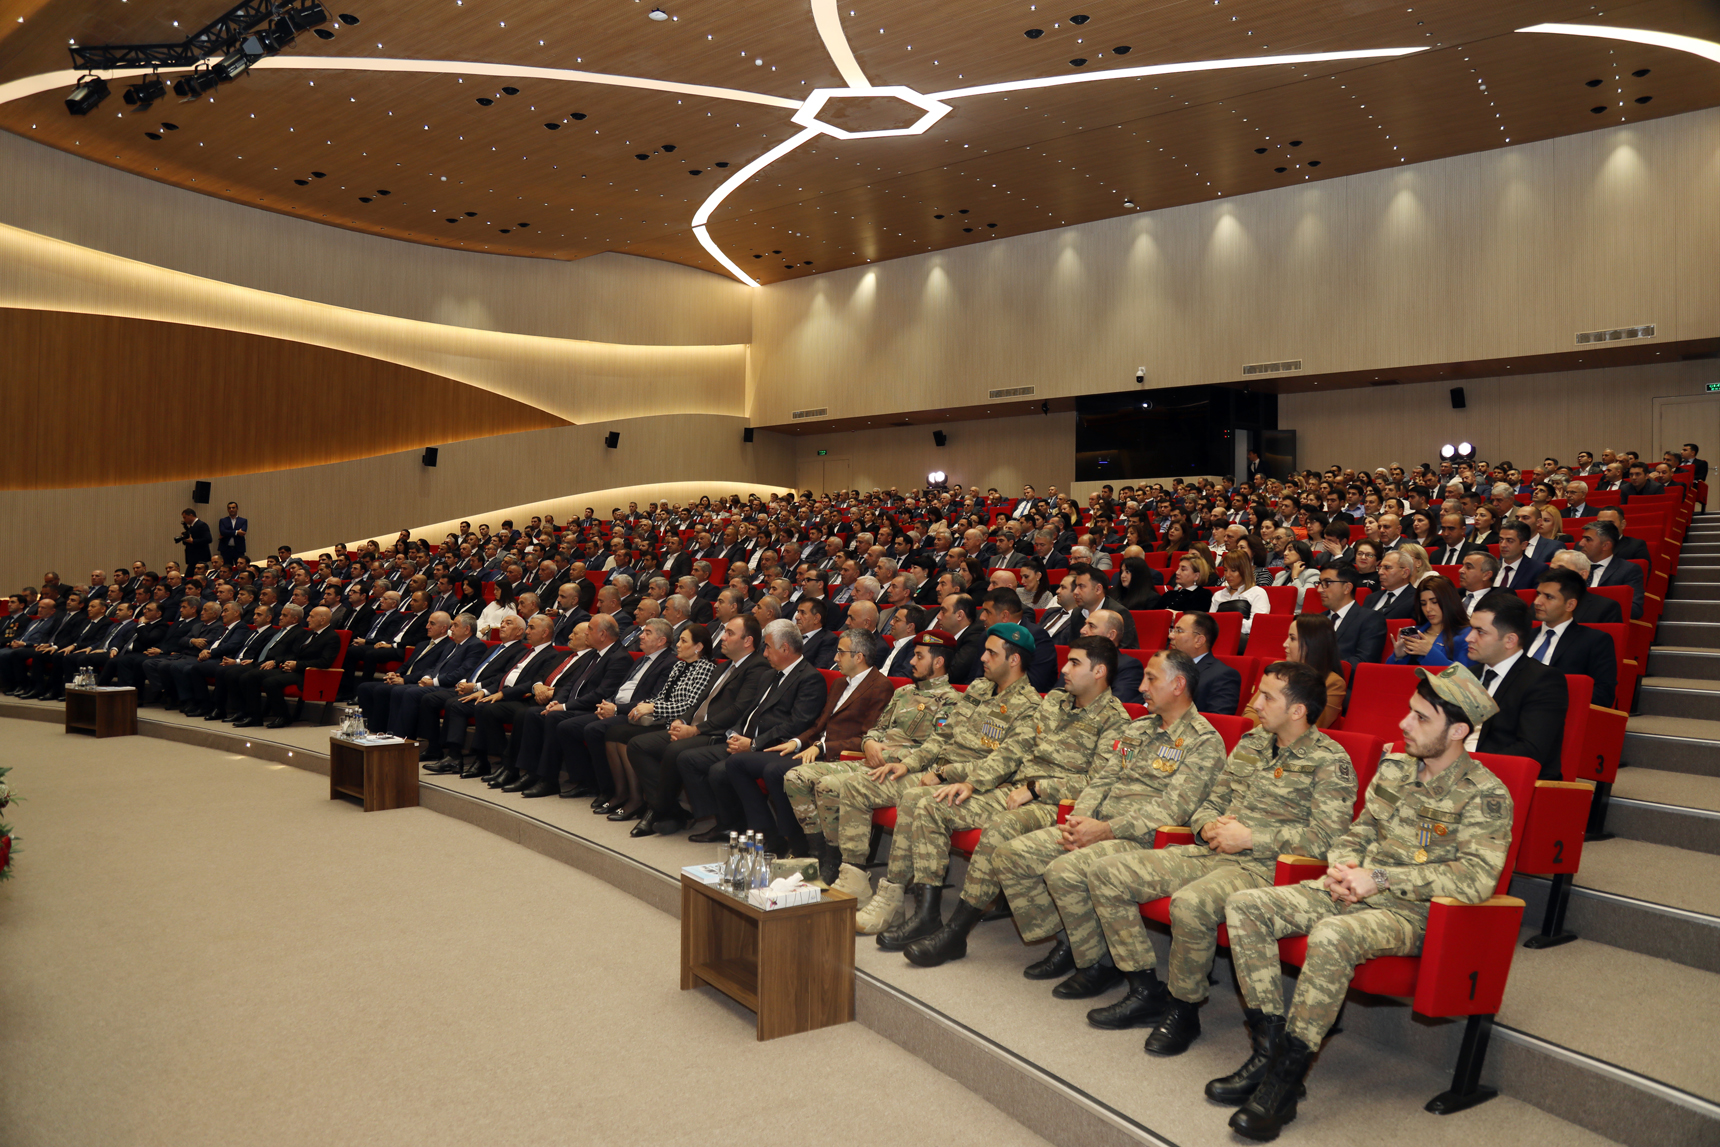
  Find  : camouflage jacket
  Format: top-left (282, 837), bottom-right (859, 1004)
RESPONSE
top-left (1072, 706), bottom-right (1226, 845)
top-left (899, 674), bottom-right (1042, 782)
top-left (860, 675), bottom-right (961, 761)
top-left (1177, 726), bottom-right (1357, 872)
top-left (1329, 751), bottom-right (1513, 920)
top-left (965, 688), bottom-right (1133, 797)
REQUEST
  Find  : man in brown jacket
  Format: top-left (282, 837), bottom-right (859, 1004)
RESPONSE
top-left (725, 627), bottom-right (894, 854)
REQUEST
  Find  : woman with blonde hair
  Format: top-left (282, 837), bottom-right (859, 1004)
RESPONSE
top-left (1158, 554), bottom-right (1213, 613)
top-left (1530, 505), bottom-right (1570, 563)
top-left (1396, 542), bottom-right (1439, 587)
top-left (1209, 549), bottom-right (1271, 634)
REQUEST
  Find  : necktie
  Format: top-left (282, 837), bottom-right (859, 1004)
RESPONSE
top-left (1481, 667), bottom-right (1498, 691)
top-left (544, 652), bottom-right (580, 686)
top-left (1590, 564), bottom-right (1603, 586)
top-left (1464, 592), bottom-right (1478, 613)
top-left (1532, 627), bottom-right (1556, 663)
top-left (1497, 564), bottom-right (1513, 587)
top-left (614, 653), bottom-right (655, 705)
top-left (366, 611), bottom-right (391, 639)
top-left (1376, 591), bottom-right (1394, 612)
top-left (743, 671), bottom-right (786, 736)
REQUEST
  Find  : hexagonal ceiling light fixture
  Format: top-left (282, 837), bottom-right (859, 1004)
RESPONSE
top-left (789, 85), bottom-right (952, 140)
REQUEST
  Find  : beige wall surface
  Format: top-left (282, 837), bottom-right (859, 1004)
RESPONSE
top-left (0, 416), bottom-right (796, 592)
top-left (1280, 359), bottom-right (1720, 474)
top-left (749, 109), bottom-right (1720, 426)
top-left (0, 131), bottom-right (751, 349)
top-left (783, 413), bottom-right (1076, 498)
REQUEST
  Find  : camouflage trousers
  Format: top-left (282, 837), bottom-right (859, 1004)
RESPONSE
top-left (784, 759), bottom-right (866, 836)
top-left (1087, 847), bottom-right (1273, 1002)
top-left (1225, 881), bottom-right (1424, 1046)
top-left (994, 827), bottom-right (1143, 962)
top-left (827, 771), bottom-right (924, 862)
top-left (883, 787), bottom-right (1047, 889)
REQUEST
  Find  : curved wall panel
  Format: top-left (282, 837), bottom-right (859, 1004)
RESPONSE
top-left (0, 307), bottom-right (568, 489)
top-left (0, 131), bottom-right (751, 349)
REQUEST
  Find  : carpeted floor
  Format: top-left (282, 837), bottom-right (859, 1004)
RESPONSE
top-left (0, 718), bottom-right (1053, 1147)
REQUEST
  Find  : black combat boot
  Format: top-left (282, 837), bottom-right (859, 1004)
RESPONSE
top-left (815, 836), bottom-right (842, 886)
top-left (876, 884), bottom-right (943, 950)
top-left (1206, 1010), bottom-right (1290, 1105)
top-left (1051, 962), bottom-right (1122, 999)
top-left (1229, 1034), bottom-right (1314, 1141)
top-left (1086, 968), bottom-right (1171, 1029)
top-left (903, 899), bottom-right (987, 967)
top-left (1023, 937), bottom-right (1075, 980)
top-left (1143, 997), bottom-right (1201, 1055)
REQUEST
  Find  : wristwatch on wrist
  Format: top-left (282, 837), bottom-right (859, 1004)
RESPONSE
top-left (1027, 780), bottom-right (1040, 799)
top-left (1371, 868), bottom-right (1390, 891)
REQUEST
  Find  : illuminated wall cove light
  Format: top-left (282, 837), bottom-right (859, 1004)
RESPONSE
top-left (10, 1), bottom-right (1458, 286)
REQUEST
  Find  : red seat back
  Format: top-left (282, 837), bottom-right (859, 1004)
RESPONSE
top-left (1203, 712), bottom-right (1254, 754)
top-left (1336, 663), bottom-right (1422, 740)
top-left (1321, 728), bottom-right (1385, 819)
top-left (1214, 654), bottom-right (1263, 717)
top-left (1263, 585), bottom-right (1298, 614)
top-left (1178, 610), bottom-right (1240, 655)
top-left (1131, 610), bottom-right (1173, 651)
top-left (1247, 613), bottom-right (1294, 661)
top-left (818, 667), bottom-right (843, 689)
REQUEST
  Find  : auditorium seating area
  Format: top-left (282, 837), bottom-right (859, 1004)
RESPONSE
top-left (4, 451), bottom-right (1716, 1145)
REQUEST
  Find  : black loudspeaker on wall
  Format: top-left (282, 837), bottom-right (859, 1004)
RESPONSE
top-left (933, 430), bottom-right (948, 447)
top-left (191, 480), bottom-right (211, 504)
top-left (742, 427), bottom-right (755, 443)
top-left (605, 432), bottom-right (621, 449)
top-left (421, 447), bottom-right (439, 467)
top-left (1450, 387), bottom-right (1467, 410)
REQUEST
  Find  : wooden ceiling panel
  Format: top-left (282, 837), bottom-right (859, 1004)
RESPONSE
top-left (1, 0), bottom-right (1717, 282)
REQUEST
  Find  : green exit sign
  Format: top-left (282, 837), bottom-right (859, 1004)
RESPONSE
top-left (1707, 383), bottom-right (1720, 392)
top-left (817, 449), bottom-right (828, 456)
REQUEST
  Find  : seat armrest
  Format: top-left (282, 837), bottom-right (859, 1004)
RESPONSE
top-left (1274, 854), bottom-right (1326, 885)
top-left (1153, 825), bottom-right (1195, 848)
top-left (1412, 896), bottom-right (1525, 1017)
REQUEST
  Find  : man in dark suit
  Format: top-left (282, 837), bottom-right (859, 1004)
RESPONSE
top-left (175, 508), bottom-right (213, 567)
top-left (1366, 552), bottom-right (1420, 621)
top-left (878, 605), bottom-right (928, 680)
top-left (170, 602), bottom-right (254, 715)
top-left (217, 502), bottom-right (248, 564)
top-left (436, 614), bottom-right (564, 778)
top-left (391, 615), bottom-right (490, 751)
top-left (633, 615), bottom-right (776, 835)
top-left (1681, 443), bottom-right (1708, 484)
top-left (1531, 570), bottom-right (1619, 709)
top-left (938, 593), bottom-right (987, 687)
top-left (727, 628), bottom-right (894, 853)
top-left (1492, 521), bottom-right (1548, 590)
top-left (1595, 508), bottom-right (1652, 565)
top-left (353, 610), bottom-right (457, 729)
top-left (1069, 564), bottom-right (1140, 648)
top-left (1562, 557), bottom-right (1625, 623)
top-left (794, 597), bottom-right (839, 671)
top-left (1618, 462), bottom-right (1665, 504)
top-left (58, 602), bottom-right (140, 690)
top-left (1169, 611), bottom-right (1240, 716)
top-left (1579, 521), bottom-right (1645, 619)
top-left (1468, 592), bottom-right (1568, 780)
top-left (243, 606), bottom-right (341, 728)
top-left (413, 614), bottom-right (533, 760)
top-left (1067, 609), bottom-right (1143, 703)
top-left (503, 615), bottom-right (636, 794)
top-left (545, 619), bottom-right (681, 800)
top-left (678, 619), bottom-right (828, 841)
top-left (1039, 581), bottom-right (1083, 645)
top-left (206, 605), bottom-right (287, 720)
top-left (1428, 513), bottom-right (1485, 567)
top-left (1318, 565), bottom-right (1388, 665)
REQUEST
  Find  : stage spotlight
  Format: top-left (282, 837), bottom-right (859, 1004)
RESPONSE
top-left (1458, 441), bottom-right (1473, 457)
top-left (214, 48), bottom-right (255, 82)
top-left (173, 67), bottom-right (219, 99)
top-left (1441, 444), bottom-right (1455, 459)
top-left (123, 75), bottom-right (167, 108)
top-left (283, 3), bottom-right (329, 32)
top-left (65, 74), bottom-right (109, 116)
top-left (927, 470), bottom-right (947, 485)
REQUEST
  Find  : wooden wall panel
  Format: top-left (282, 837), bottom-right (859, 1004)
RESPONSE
top-left (1278, 358), bottom-right (1720, 474)
top-left (0, 415), bottom-right (798, 591)
top-left (0, 308), bottom-right (570, 489)
top-left (749, 108), bottom-right (1720, 426)
top-left (782, 413), bottom-right (1077, 500)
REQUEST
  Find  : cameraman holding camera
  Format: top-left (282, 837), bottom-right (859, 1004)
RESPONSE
top-left (175, 508), bottom-right (212, 568)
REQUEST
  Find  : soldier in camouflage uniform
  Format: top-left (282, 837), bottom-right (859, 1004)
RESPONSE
top-left (897, 637), bottom-right (1134, 965)
top-left (1216, 664), bottom-right (1514, 1142)
top-left (993, 648), bottom-right (1226, 993)
top-left (788, 630), bottom-right (961, 892)
top-left (1081, 661), bottom-right (1356, 1055)
top-left (864, 623), bottom-right (1047, 944)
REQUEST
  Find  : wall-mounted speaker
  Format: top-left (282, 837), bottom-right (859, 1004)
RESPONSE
top-left (192, 480), bottom-right (211, 504)
top-left (932, 430), bottom-right (948, 447)
top-left (605, 432), bottom-right (621, 449)
top-left (1450, 387), bottom-right (1467, 410)
top-left (421, 447), bottom-right (439, 467)
top-left (742, 427), bottom-right (754, 443)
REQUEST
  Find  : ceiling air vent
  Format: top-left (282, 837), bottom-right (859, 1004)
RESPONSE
top-left (1241, 359), bottom-right (1303, 376)
top-left (988, 385), bottom-right (1037, 399)
top-left (1575, 323), bottom-right (1655, 345)
top-left (791, 407), bottom-right (829, 420)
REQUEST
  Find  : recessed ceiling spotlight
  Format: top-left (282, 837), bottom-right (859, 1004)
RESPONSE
top-left (571, 112), bottom-right (587, 119)
top-left (688, 168), bottom-right (703, 174)
top-left (661, 143), bottom-right (676, 151)
top-left (1070, 14), bottom-right (1090, 24)
top-left (544, 122), bottom-right (559, 129)
top-left (1024, 28), bottom-right (1043, 38)
top-left (1122, 199), bottom-right (1135, 207)
top-left (501, 86), bottom-right (519, 95)
top-left (464, 211), bottom-right (476, 216)
top-left (313, 27), bottom-right (334, 39)
top-left (376, 189), bottom-right (390, 195)
top-left (337, 12), bottom-right (359, 24)
top-left (714, 161), bottom-right (729, 168)
top-left (1307, 159), bottom-right (1321, 166)
top-left (475, 97), bottom-right (493, 105)
top-left (1635, 95), bottom-right (1653, 104)
top-left (1633, 68), bottom-right (1651, 76)
top-left (294, 177), bottom-right (310, 184)
top-left (1069, 57), bottom-right (1087, 66)
top-left (1254, 147), bottom-right (1267, 153)
top-left (648, 7), bottom-right (669, 19)
top-left (358, 195), bottom-right (372, 202)
top-left (1112, 45), bottom-right (1131, 54)
top-left (1590, 105), bottom-right (1607, 113)
top-left (635, 152), bottom-right (650, 160)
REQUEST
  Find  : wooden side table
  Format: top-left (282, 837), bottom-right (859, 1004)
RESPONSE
top-left (328, 737), bottom-right (421, 811)
top-left (64, 687), bottom-right (138, 738)
top-left (680, 873), bottom-right (856, 1040)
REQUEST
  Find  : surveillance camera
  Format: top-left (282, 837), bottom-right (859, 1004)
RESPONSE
top-left (1135, 366), bottom-right (1146, 385)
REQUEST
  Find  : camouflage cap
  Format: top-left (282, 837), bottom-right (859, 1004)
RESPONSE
top-left (1416, 663), bottom-right (1499, 729)
top-left (987, 621), bottom-right (1037, 652)
top-left (914, 628), bottom-right (957, 648)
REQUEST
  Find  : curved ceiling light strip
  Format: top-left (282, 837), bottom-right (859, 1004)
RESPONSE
top-left (929, 46), bottom-right (1427, 101)
top-left (691, 125), bottom-right (823, 286)
top-left (0, 59), bottom-right (800, 110)
top-left (811, 0), bottom-right (871, 89)
top-left (1516, 22), bottom-right (1720, 66)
